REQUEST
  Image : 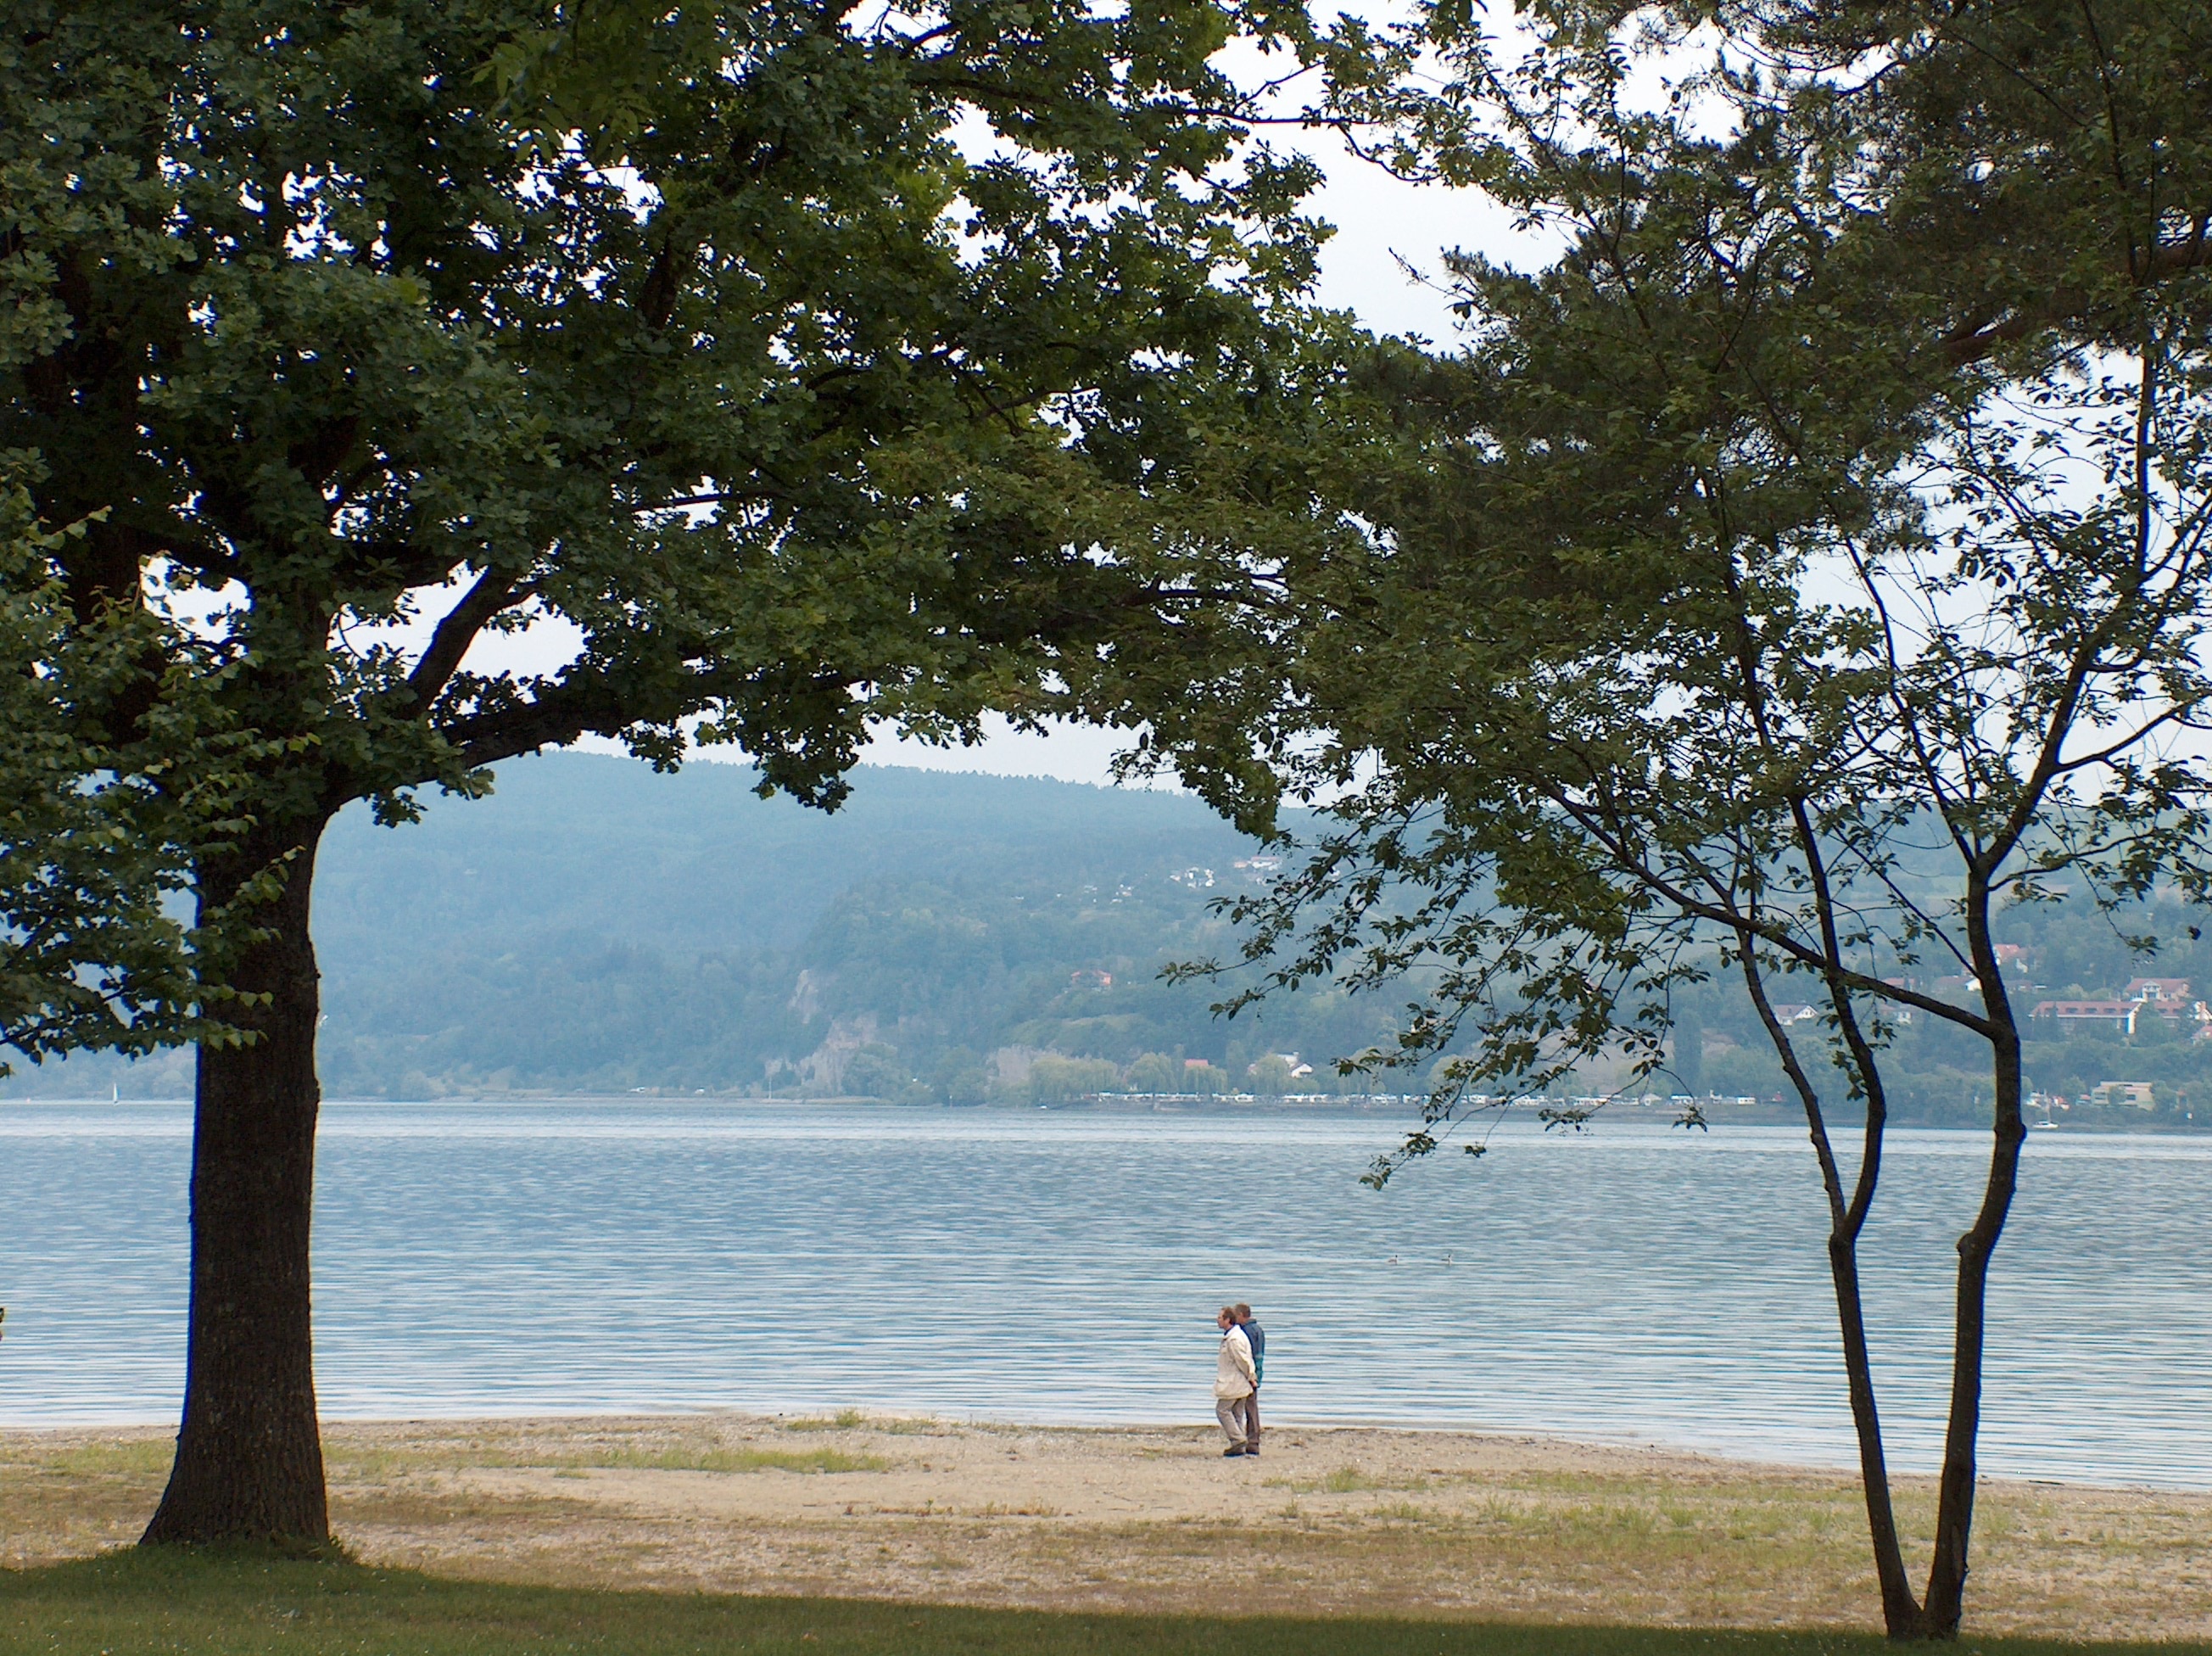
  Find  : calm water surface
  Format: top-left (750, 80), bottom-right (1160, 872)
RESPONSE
top-left (3, 1101), bottom-right (2208, 1487)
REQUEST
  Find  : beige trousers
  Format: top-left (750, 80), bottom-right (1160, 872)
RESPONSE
top-left (1215, 1396), bottom-right (1250, 1446)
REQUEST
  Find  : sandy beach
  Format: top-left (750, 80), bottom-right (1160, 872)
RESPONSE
top-left (5, 1413), bottom-right (2207, 1640)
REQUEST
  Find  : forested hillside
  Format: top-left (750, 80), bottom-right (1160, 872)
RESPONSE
top-left (8, 756), bottom-right (1392, 1101)
top-left (9, 752), bottom-right (2209, 1125)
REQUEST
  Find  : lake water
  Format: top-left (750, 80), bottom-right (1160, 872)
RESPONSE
top-left (3, 1101), bottom-right (2208, 1488)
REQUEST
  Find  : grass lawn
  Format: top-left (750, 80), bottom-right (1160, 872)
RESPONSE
top-left (2, 1551), bottom-right (2205, 1656)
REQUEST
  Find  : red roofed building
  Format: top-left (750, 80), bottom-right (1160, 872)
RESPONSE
top-left (2031, 999), bottom-right (2133, 1033)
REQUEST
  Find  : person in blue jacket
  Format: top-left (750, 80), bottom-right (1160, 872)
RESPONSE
top-left (1233, 1302), bottom-right (1265, 1455)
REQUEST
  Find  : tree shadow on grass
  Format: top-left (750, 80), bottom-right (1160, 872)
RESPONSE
top-left (2, 1549), bottom-right (2200, 1656)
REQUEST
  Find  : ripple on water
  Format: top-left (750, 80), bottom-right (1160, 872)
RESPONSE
top-left (1, 1100), bottom-right (2206, 1488)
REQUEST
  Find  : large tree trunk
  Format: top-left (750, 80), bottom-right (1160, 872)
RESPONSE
top-left (142, 819), bottom-right (332, 1547)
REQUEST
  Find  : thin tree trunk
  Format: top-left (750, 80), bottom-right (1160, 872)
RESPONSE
top-left (1826, 1230), bottom-right (1928, 1637)
top-left (1740, 942), bottom-right (1928, 1636)
top-left (1920, 1011), bottom-right (2028, 1634)
top-left (142, 819), bottom-right (332, 1547)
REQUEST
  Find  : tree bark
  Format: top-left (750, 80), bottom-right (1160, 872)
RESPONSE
top-left (1742, 934), bottom-right (1931, 1637)
top-left (1826, 1232), bottom-right (1929, 1638)
top-left (1920, 1013), bottom-right (2028, 1634)
top-left (142, 818), bottom-right (332, 1547)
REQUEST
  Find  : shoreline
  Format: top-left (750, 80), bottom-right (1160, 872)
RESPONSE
top-left (11, 1094), bottom-right (2212, 1134)
top-left (5, 1408), bottom-right (2205, 1499)
top-left (6, 1411), bottom-right (2209, 1638)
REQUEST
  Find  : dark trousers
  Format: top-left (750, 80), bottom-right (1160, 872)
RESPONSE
top-left (1235, 1388), bottom-right (1260, 1449)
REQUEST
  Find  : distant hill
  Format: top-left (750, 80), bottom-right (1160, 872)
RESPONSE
top-left (16, 753), bottom-right (2212, 1127)
top-left (9, 755), bottom-right (1387, 1100)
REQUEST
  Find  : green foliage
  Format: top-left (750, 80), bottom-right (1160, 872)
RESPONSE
top-left (1181, 1060), bottom-right (1232, 1094)
top-left (839, 1043), bottom-right (911, 1101)
top-left (1176, 0), bottom-right (2212, 1636)
top-left (1, 0), bottom-right (1380, 943)
top-left (1126, 1051), bottom-right (1184, 1093)
top-left (9, 758), bottom-right (1407, 1099)
top-left (2133, 1006), bottom-right (2179, 1047)
top-left (1640, 878), bottom-right (2212, 1122)
top-left (1247, 1052), bottom-right (1312, 1093)
top-left (1200, 0), bottom-right (2212, 1161)
top-left (1025, 1053), bottom-right (1120, 1102)
top-left (0, 473), bottom-right (281, 1068)
top-left (927, 1045), bottom-right (991, 1105)
top-left (2, 0), bottom-right (1390, 1541)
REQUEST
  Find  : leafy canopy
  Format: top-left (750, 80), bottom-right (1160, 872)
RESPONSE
top-left (1181, 0), bottom-right (2212, 1153)
top-left (0, 476), bottom-right (283, 1065)
top-left (0, 0), bottom-right (1379, 935)
top-left (1165, 3), bottom-right (2212, 1636)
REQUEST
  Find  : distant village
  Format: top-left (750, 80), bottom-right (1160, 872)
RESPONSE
top-left (1059, 960), bottom-right (2212, 1123)
top-left (2010, 975), bottom-right (2198, 1117)
top-left (1748, 954), bottom-right (2203, 1122)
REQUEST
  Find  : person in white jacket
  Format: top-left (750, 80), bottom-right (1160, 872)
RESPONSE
top-left (1213, 1305), bottom-right (1258, 1455)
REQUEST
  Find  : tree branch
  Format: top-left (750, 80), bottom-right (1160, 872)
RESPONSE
top-left (404, 567), bottom-right (526, 709)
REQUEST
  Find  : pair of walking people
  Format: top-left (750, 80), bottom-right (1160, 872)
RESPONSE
top-left (1213, 1302), bottom-right (1265, 1456)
